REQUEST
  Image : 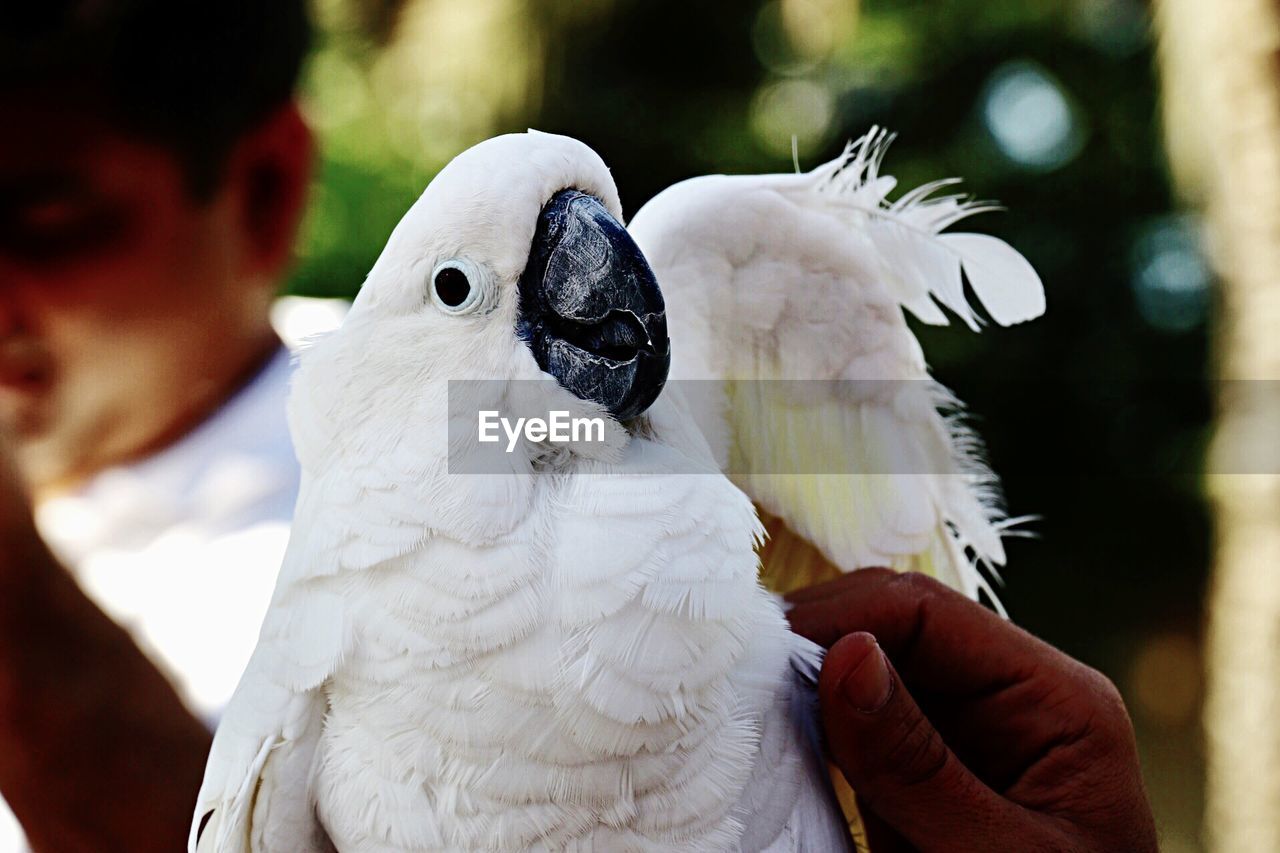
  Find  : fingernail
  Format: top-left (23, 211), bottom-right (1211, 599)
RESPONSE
top-left (837, 636), bottom-right (894, 713)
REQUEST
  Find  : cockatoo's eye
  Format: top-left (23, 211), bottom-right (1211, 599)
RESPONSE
top-left (430, 259), bottom-right (486, 314)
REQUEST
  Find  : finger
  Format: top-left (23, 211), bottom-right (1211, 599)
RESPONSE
top-left (790, 572), bottom-right (1074, 696)
top-left (788, 571), bottom-right (987, 650)
top-left (783, 567), bottom-right (899, 605)
top-left (785, 569), bottom-right (906, 645)
top-left (795, 572), bottom-right (1128, 800)
top-left (819, 633), bottom-right (1040, 852)
top-left (859, 808), bottom-right (916, 853)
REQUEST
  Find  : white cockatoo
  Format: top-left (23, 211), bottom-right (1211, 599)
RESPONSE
top-left (628, 128), bottom-right (1045, 608)
top-left (192, 131), bottom-right (852, 852)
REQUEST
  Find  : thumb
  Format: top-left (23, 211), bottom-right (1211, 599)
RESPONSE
top-left (819, 633), bottom-right (1032, 852)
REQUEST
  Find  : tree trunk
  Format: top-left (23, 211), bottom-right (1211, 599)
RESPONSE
top-left (1157, 0), bottom-right (1280, 849)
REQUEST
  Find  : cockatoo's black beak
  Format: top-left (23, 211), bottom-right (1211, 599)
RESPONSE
top-left (516, 189), bottom-right (670, 421)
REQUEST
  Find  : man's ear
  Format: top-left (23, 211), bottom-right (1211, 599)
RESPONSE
top-left (225, 101), bottom-right (314, 279)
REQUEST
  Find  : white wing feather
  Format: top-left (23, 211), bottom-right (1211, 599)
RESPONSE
top-left (809, 128), bottom-right (1045, 330)
top-left (190, 473), bottom-right (364, 851)
top-left (190, 590), bottom-right (337, 853)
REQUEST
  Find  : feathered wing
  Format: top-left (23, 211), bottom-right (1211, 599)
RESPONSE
top-left (189, 443), bottom-right (403, 852)
top-left (191, 661), bottom-right (330, 853)
top-left (628, 127), bottom-right (1045, 608)
top-left (189, 524), bottom-right (343, 853)
top-left (190, 463), bottom-right (411, 852)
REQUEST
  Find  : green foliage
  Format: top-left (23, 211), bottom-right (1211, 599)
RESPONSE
top-left (288, 156), bottom-right (424, 298)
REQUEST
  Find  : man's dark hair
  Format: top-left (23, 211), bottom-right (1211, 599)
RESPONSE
top-left (1, 1), bottom-right (311, 199)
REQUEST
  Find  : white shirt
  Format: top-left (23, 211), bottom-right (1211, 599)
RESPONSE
top-left (0, 346), bottom-right (301, 851)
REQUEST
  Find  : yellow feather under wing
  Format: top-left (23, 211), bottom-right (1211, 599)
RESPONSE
top-left (757, 505), bottom-right (948, 592)
top-left (730, 379), bottom-right (1000, 601)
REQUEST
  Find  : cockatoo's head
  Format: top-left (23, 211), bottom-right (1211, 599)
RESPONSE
top-left (334, 131), bottom-right (670, 426)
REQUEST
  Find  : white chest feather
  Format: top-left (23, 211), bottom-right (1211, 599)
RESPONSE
top-left (312, 445), bottom-right (790, 852)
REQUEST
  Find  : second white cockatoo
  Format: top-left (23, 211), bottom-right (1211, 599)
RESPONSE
top-left (629, 128), bottom-right (1046, 607)
top-left (192, 131), bottom-right (851, 852)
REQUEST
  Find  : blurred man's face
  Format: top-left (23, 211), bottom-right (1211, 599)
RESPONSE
top-left (0, 95), bottom-right (289, 491)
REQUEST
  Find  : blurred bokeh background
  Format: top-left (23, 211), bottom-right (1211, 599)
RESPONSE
top-left (289, 0), bottom-right (1221, 848)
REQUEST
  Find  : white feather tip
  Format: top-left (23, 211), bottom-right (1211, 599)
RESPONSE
top-left (812, 127), bottom-right (1046, 330)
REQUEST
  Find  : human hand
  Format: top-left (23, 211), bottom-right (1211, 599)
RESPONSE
top-left (787, 569), bottom-right (1158, 853)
